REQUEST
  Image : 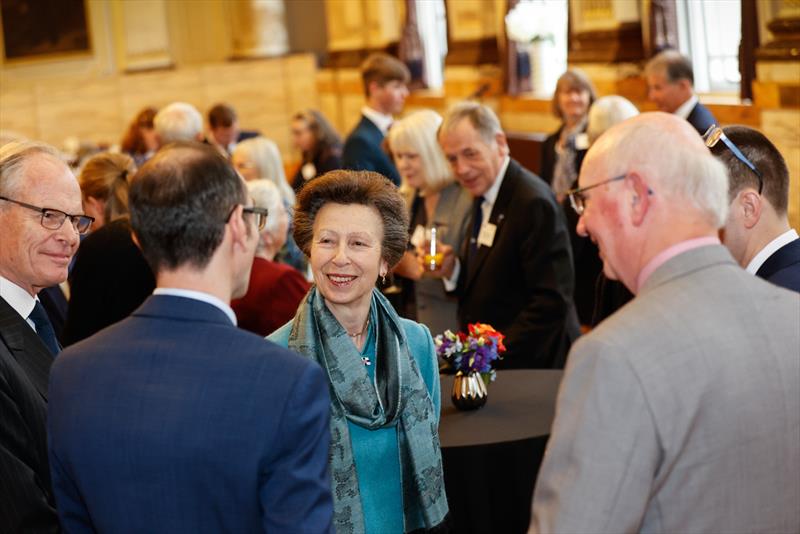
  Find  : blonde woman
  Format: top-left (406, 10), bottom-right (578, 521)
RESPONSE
top-left (387, 109), bottom-right (472, 334)
top-left (63, 152), bottom-right (155, 345)
top-left (232, 136), bottom-right (306, 273)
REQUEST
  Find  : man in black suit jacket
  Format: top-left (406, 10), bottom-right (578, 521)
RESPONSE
top-left (435, 102), bottom-right (581, 369)
top-left (712, 125), bottom-right (800, 292)
top-left (342, 53), bottom-right (409, 186)
top-left (0, 140), bottom-right (89, 531)
top-left (646, 50), bottom-right (716, 135)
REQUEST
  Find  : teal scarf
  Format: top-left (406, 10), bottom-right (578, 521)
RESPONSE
top-left (288, 287), bottom-right (448, 533)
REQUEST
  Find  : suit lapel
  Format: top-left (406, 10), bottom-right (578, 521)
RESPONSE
top-left (0, 296), bottom-right (53, 400)
top-left (465, 162), bottom-right (518, 290)
top-left (756, 239), bottom-right (800, 281)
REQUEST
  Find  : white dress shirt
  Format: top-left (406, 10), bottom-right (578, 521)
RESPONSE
top-left (443, 157), bottom-right (511, 291)
top-left (674, 94), bottom-right (699, 121)
top-left (0, 274), bottom-right (38, 331)
top-left (746, 229), bottom-right (800, 275)
top-left (361, 106), bottom-right (393, 135)
top-left (153, 288), bottom-right (237, 326)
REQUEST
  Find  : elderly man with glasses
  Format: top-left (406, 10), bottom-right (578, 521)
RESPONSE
top-left (706, 124), bottom-right (799, 292)
top-left (0, 140), bottom-right (90, 530)
top-left (530, 112), bottom-right (800, 533)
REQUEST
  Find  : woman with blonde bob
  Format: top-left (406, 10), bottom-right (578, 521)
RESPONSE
top-left (388, 109), bottom-right (472, 334)
top-left (231, 136), bottom-right (306, 273)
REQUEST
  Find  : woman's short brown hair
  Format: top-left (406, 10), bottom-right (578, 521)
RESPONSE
top-left (552, 69), bottom-right (597, 121)
top-left (294, 170), bottom-right (409, 267)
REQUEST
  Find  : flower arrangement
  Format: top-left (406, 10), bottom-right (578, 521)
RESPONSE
top-left (435, 323), bottom-right (506, 383)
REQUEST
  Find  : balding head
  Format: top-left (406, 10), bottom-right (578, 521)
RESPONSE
top-left (575, 112), bottom-right (729, 292)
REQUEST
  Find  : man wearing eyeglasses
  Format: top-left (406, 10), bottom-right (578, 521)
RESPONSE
top-left (645, 50), bottom-right (716, 136)
top-left (47, 142), bottom-right (333, 532)
top-left (530, 113), bottom-right (799, 533)
top-left (0, 140), bottom-right (90, 531)
top-left (709, 125), bottom-right (799, 293)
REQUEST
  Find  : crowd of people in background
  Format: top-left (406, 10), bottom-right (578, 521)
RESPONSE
top-left (1, 49), bottom-right (797, 533)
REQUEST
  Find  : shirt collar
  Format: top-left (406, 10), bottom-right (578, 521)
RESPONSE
top-left (636, 236), bottom-right (721, 293)
top-left (482, 156), bottom-right (511, 206)
top-left (674, 94), bottom-right (699, 120)
top-left (153, 288), bottom-right (237, 325)
top-left (746, 228), bottom-right (800, 274)
top-left (0, 274), bottom-right (37, 321)
top-left (361, 106), bottom-right (394, 135)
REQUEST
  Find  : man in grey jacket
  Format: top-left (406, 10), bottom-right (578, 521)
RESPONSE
top-left (530, 112), bottom-right (800, 533)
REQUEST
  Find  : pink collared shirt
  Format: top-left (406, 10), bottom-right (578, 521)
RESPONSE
top-left (636, 236), bottom-right (721, 293)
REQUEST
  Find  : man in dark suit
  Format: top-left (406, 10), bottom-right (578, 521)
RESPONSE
top-left (207, 102), bottom-right (260, 157)
top-left (645, 50), bottom-right (716, 135)
top-left (48, 143), bottom-right (334, 532)
top-left (712, 125), bottom-right (800, 292)
top-left (1, 140), bottom-right (89, 531)
top-left (342, 53), bottom-right (409, 186)
top-left (434, 102), bottom-right (581, 369)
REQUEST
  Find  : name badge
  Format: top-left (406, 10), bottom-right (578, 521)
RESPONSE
top-left (477, 222), bottom-right (496, 248)
top-left (410, 225), bottom-right (425, 247)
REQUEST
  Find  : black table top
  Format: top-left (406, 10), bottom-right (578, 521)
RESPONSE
top-left (439, 369), bottom-right (563, 448)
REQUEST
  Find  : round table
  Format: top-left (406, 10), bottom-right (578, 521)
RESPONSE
top-left (438, 369), bottom-right (563, 533)
top-left (439, 369), bottom-right (563, 447)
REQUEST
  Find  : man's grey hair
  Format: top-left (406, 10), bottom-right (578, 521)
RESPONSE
top-left (439, 101), bottom-right (503, 146)
top-left (154, 102), bottom-right (203, 144)
top-left (0, 140), bottom-right (65, 198)
top-left (645, 50), bottom-right (695, 86)
top-left (596, 113), bottom-right (729, 228)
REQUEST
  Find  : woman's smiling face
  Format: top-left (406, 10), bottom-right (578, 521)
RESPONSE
top-left (309, 202), bottom-right (387, 310)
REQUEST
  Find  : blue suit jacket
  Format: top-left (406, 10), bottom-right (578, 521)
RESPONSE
top-left (342, 115), bottom-right (401, 186)
top-left (48, 295), bottom-right (333, 533)
top-left (756, 237), bottom-right (800, 293)
top-left (686, 101), bottom-right (716, 135)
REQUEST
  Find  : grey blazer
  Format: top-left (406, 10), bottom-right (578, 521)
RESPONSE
top-left (530, 245), bottom-right (800, 533)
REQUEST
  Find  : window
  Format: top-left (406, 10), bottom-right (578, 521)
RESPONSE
top-left (677, 0), bottom-right (741, 94)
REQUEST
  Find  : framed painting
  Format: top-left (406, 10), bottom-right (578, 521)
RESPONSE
top-left (1, 0), bottom-right (91, 62)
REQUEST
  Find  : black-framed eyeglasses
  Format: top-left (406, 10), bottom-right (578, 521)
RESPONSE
top-left (567, 175), bottom-right (626, 216)
top-left (703, 124), bottom-right (763, 195)
top-left (0, 195), bottom-right (94, 234)
top-left (226, 203), bottom-right (268, 231)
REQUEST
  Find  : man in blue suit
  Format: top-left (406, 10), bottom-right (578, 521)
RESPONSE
top-left (712, 125), bottom-right (800, 292)
top-left (48, 142), bottom-right (334, 532)
top-left (645, 50), bottom-right (716, 135)
top-left (342, 53), bottom-right (409, 186)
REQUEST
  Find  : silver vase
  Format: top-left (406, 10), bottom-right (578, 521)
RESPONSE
top-left (451, 371), bottom-right (488, 410)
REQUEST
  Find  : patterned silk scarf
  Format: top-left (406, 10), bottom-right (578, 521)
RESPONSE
top-left (288, 287), bottom-right (448, 533)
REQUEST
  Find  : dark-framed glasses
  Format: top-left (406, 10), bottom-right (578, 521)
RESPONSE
top-left (242, 206), bottom-right (269, 231)
top-left (703, 124), bottom-right (763, 194)
top-left (0, 195), bottom-right (94, 234)
top-left (567, 175), bottom-right (626, 216)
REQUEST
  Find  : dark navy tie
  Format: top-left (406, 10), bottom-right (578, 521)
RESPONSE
top-left (470, 196), bottom-right (484, 258)
top-left (28, 300), bottom-right (60, 356)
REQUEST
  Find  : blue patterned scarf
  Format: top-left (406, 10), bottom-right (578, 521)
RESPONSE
top-left (288, 287), bottom-right (448, 533)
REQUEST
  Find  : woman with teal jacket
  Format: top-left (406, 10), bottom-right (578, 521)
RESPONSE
top-left (269, 169), bottom-right (448, 533)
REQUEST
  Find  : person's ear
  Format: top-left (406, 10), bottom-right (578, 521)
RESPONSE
top-left (738, 189), bottom-right (762, 229)
top-left (494, 131), bottom-right (509, 157)
top-left (627, 172), bottom-right (652, 226)
top-left (379, 259), bottom-right (388, 278)
top-left (227, 205), bottom-right (249, 250)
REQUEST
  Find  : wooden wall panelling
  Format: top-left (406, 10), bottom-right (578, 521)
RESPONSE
top-left (119, 68), bottom-right (206, 125)
top-left (326, 0), bottom-right (368, 51)
top-left (35, 77), bottom-right (123, 147)
top-left (166, 0), bottom-right (231, 65)
top-left (111, 0), bottom-right (173, 72)
top-left (761, 108), bottom-right (800, 229)
top-left (0, 82), bottom-right (38, 140)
